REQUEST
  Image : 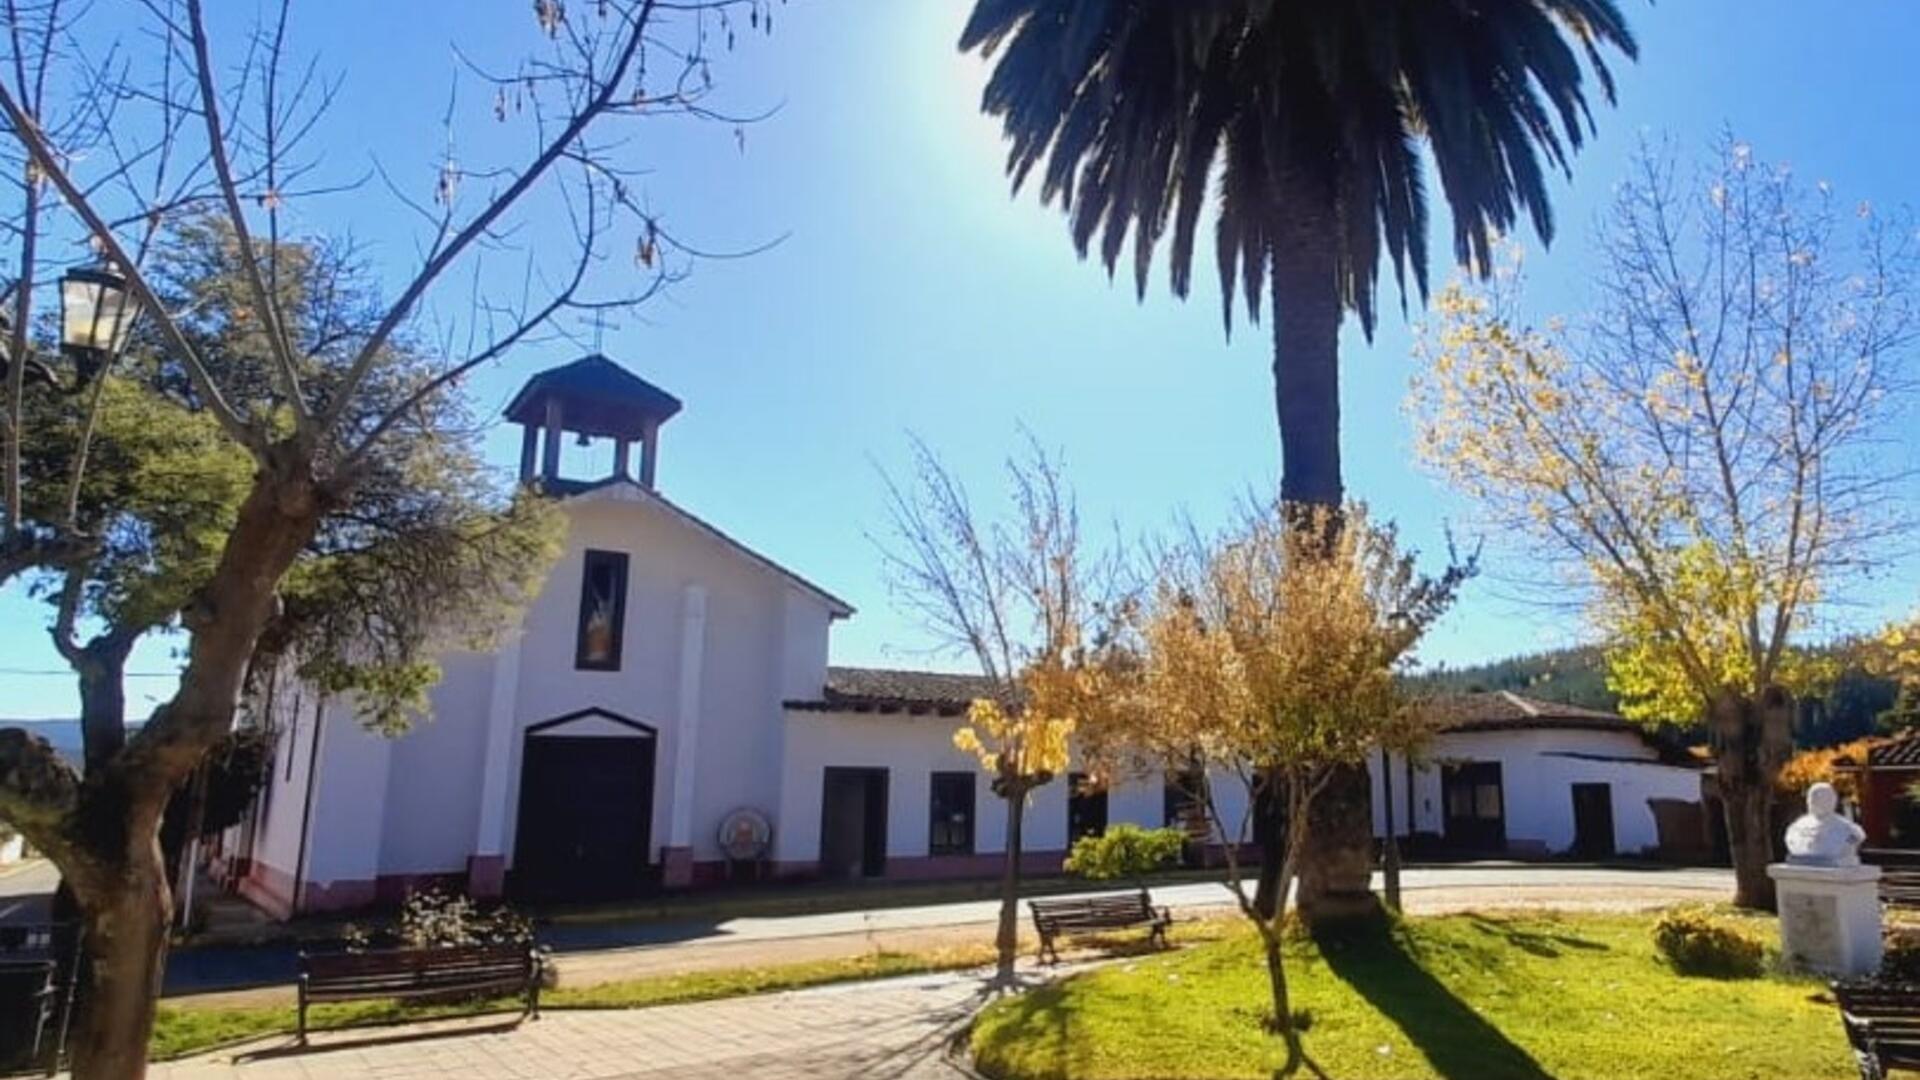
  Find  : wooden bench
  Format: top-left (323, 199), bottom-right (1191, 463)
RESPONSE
top-left (1883, 870), bottom-right (1920, 910)
top-left (1834, 981), bottom-right (1920, 1079)
top-left (1029, 891), bottom-right (1171, 965)
top-left (297, 943), bottom-right (543, 1043)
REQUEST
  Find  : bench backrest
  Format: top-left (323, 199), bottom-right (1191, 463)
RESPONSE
top-left (303, 943), bottom-right (532, 986)
top-left (1030, 893), bottom-right (1152, 921)
top-left (1834, 981), bottom-right (1920, 1018)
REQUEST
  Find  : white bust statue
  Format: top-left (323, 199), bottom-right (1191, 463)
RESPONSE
top-left (1784, 782), bottom-right (1865, 867)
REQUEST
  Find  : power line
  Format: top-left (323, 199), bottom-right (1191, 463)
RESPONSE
top-left (0, 668), bottom-right (179, 677)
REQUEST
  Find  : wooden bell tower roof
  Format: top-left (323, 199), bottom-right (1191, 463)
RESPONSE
top-left (503, 353), bottom-right (682, 440)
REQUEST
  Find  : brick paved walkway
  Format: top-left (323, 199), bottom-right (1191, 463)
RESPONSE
top-left (148, 969), bottom-right (992, 1079)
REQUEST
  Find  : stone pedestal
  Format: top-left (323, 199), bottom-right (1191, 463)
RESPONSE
top-left (1767, 862), bottom-right (1882, 977)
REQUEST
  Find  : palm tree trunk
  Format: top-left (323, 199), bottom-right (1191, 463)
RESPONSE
top-left (1252, 183), bottom-right (1376, 925)
top-left (1268, 202), bottom-right (1342, 509)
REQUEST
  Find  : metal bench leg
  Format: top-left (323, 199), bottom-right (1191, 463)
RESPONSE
top-left (1854, 1048), bottom-right (1885, 1080)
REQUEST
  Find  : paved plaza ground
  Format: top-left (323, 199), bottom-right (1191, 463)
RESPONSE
top-left (149, 968), bottom-right (988, 1080)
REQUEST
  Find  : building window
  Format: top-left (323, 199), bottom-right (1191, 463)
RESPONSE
top-left (929, 772), bottom-right (976, 856)
top-left (1164, 768), bottom-right (1207, 837)
top-left (1068, 773), bottom-right (1108, 842)
top-left (575, 550), bottom-right (630, 670)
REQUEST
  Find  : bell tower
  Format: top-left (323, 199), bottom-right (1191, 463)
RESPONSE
top-left (504, 354), bottom-right (683, 492)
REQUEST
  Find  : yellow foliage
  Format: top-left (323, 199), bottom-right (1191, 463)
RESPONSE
top-left (952, 697), bottom-right (1075, 789)
top-left (1410, 270), bottom-right (1851, 725)
top-left (1776, 739), bottom-right (1876, 802)
top-left (1128, 503), bottom-right (1467, 781)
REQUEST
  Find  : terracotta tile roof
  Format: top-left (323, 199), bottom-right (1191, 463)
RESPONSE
top-left (785, 677), bottom-right (1653, 740)
top-left (784, 667), bottom-right (1007, 717)
top-left (1835, 733), bottom-right (1920, 770)
top-left (1427, 690), bottom-right (1637, 734)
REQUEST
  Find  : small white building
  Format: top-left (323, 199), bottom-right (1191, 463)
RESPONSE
top-left (219, 357), bottom-right (1706, 917)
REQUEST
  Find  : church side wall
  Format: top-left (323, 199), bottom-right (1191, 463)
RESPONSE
top-left (289, 698), bottom-right (395, 911)
top-left (234, 682), bottom-right (325, 918)
top-left (375, 651), bottom-right (495, 880)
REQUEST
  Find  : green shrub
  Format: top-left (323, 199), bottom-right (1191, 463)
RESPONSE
top-left (340, 888), bottom-right (533, 953)
top-left (1652, 906), bottom-right (1764, 978)
top-left (1063, 824), bottom-right (1185, 882)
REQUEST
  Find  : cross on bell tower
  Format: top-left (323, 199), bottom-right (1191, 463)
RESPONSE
top-left (504, 354), bottom-right (683, 492)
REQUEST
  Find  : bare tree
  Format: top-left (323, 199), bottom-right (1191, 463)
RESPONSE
top-left (0, 1), bottom-right (777, 1073)
top-left (878, 434), bottom-right (1096, 983)
top-left (1411, 137), bottom-right (1919, 908)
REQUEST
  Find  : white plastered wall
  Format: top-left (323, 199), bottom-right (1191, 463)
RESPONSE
top-left (1369, 727), bottom-right (1703, 855)
top-left (774, 710), bottom-right (1252, 866)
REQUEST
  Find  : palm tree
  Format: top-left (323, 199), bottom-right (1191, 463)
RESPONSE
top-left (961, 0), bottom-right (1635, 920)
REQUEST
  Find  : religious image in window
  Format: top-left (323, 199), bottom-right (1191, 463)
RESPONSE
top-left (576, 549), bottom-right (630, 670)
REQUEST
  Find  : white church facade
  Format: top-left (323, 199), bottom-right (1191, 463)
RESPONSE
top-left (218, 356), bottom-right (1708, 918)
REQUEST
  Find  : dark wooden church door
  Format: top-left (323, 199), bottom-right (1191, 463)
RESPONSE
top-left (513, 734), bottom-right (655, 901)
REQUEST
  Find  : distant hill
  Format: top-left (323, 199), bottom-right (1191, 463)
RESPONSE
top-left (0, 720), bottom-right (145, 766)
top-left (1414, 647), bottom-right (1618, 712)
top-left (1414, 645), bottom-right (1901, 749)
top-left (0, 719), bottom-right (85, 764)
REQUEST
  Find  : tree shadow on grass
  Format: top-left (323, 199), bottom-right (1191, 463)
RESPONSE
top-left (1462, 913), bottom-right (1611, 959)
top-left (968, 985), bottom-right (1073, 1080)
top-left (1317, 919), bottom-right (1557, 1080)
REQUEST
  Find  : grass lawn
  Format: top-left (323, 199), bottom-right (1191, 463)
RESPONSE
top-left (971, 911), bottom-right (1856, 1080)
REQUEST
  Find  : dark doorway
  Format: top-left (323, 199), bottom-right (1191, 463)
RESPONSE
top-left (513, 733), bottom-right (655, 902)
top-left (1570, 783), bottom-right (1615, 859)
top-left (1068, 773), bottom-right (1108, 843)
top-left (1442, 761), bottom-right (1506, 853)
top-left (820, 767), bottom-right (889, 879)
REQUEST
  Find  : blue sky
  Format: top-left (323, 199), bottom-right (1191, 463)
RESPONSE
top-left (3, 1), bottom-right (1919, 719)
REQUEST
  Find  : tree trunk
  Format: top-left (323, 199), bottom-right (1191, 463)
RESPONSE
top-left (66, 793), bottom-right (172, 1080)
top-left (49, 462), bottom-right (327, 1078)
top-left (1723, 782), bottom-right (1777, 910)
top-left (1710, 687), bottom-right (1794, 911)
top-left (1381, 752), bottom-right (1401, 912)
top-left (75, 645), bottom-right (131, 776)
top-left (996, 792), bottom-right (1025, 983)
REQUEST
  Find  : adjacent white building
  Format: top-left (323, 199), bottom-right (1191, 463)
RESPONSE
top-left (217, 356), bottom-right (1707, 918)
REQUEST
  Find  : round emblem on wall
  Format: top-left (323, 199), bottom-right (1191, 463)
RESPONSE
top-left (718, 807), bottom-right (773, 861)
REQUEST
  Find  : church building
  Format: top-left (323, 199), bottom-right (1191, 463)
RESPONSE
top-left (218, 356), bottom-right (1708, 917)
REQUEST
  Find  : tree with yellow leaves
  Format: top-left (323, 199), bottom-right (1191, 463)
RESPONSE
top-left (1119, 502), bottom-right (1469, 1075)
top-left (1410, 139), bottom-right (1918, 909)
top-left (1865, 616), bottom-right (1920, 732)
top-left (880, 433), bottom-right (1104, 983)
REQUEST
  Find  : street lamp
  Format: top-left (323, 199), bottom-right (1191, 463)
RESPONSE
top-left (60, 262), bottom-right (134, 368)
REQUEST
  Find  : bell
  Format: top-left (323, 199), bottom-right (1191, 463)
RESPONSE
top-left (575, 430), bottom-right (592, 447)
